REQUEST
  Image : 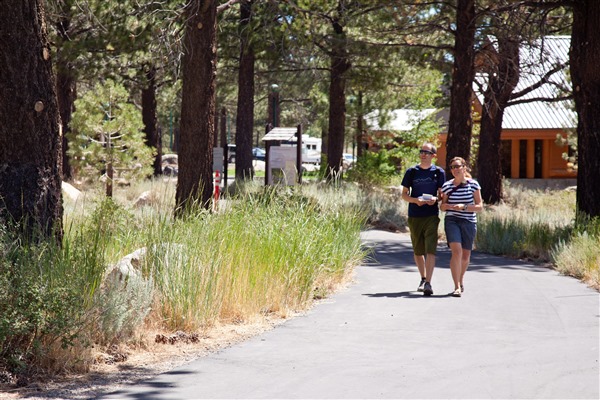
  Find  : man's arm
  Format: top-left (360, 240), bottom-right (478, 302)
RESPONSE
top-left (402, 186), bottom-right (430, 206)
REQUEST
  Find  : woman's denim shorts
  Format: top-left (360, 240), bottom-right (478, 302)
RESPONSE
top-left (445, 216), bottom-right (477, 250)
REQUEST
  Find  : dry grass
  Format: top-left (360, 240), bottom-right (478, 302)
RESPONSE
top-left (1, 177), bottom-right (367, 398)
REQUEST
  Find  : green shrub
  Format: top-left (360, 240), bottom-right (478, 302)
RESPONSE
top-left (476, 215), bottom-right (526, 257)
top-left (346, 150), bottom-right (398, 187)
top-left (93, 261), bottom-right (154, 346)
top-left (477, 212), bottom-right (574, 260)
top-left (0, 236), bottom-right (84, 374)
top-left (0, 197), bottom-right (147, 374)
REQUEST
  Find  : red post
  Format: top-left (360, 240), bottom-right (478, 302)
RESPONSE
top-left (213, 170), bottom-right (221, 209)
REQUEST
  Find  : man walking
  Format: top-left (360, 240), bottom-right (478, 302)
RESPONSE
top-left (401, 143), bottom-right (445, 296)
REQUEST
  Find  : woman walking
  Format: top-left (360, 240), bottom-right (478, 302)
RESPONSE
top-left (440, 157), bottom-right (483, 297)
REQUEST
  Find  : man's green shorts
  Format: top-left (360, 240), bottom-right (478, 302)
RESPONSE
top-left (408, 215), bottom-right (440, 256)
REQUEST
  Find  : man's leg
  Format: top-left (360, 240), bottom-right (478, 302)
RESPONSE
top-left (409, 217), bottom-right (427, 291)
top-left (414, 254), bottom-right (426, 291)
top-left (422, 215), bottom-right (439, 296)
top-left (425, 253), bottom-right (435, 283)
top-left (414, 254), bottom-right (426, 279)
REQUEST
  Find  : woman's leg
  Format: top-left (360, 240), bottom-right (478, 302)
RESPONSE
top-left (458, 220), bottom-right (476, 291)
top-left (460, 249), bottom-right (471, 287)
top-left (449, 242), bottom-right (463, 291)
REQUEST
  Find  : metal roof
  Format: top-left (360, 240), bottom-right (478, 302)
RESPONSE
top-left (261, 127), bottom-right (298, 142)
top-left (365, 109), bottom-right (439, 131)
top-left (474, 36), bottom-right (576, 130)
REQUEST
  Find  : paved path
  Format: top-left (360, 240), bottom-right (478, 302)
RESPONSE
top-left (101, 230), bottom-right (599, 399)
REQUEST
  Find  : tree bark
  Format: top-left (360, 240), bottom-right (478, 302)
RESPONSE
top-left (175, 0), bottom-right (217, 215)
top-left (446, 0), bottom-right (476, 174)
top-left (356, 91), bottom-right (364, 158)
top-left (56, 65), bottom-right (75, 181)
top-left (142, 65), bottom-right (162, 177)
top-left (235, 0), bottom-right (255, 180)
top-left (478, 38), bottom-right (520, 204)
top-left (326, 10), bottom-right (350, 181)
top-left (0, 0), bottom-right (63, 241)
top-left (570, 0), bottom-right (600, 219)
top-left (55, 13), bottom-right (75, 181)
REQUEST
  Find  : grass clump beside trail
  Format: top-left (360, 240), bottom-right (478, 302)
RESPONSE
top-left (476, 182), bottom-right (599, 289)
top-left (0, 180), bottom-right (367, 379)
top-left (144, 185), bottom-right (367, 331)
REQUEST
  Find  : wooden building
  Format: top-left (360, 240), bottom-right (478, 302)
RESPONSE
top-left (368, 37), bottom-right (576, 180)
top-left (438, 36), bottom-right (576, 179)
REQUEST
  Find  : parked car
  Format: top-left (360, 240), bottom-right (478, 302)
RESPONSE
top-left (227, 144), bottom-right (236, 163)
top-left (303, 149), bottom-right (321, 164)
top-left (343, 153), bottom-right (356, 169)
top-left (252, 147), bottom-right (266, 161)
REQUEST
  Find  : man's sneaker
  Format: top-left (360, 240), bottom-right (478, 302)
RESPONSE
top-left (417, 278), bottom-right (426, 292)
top-left (423, 282), bottom-right (433, 296)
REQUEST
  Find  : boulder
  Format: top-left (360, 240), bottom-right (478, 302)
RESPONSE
top-left (163, 165), bottom-right (178, 176)
top-left (62, 181), bottom-right (81, 201)
top-left (105, 248), bottom-right (147, 284)
top-left (134, 191), bottom-right (153, 208)
top-left (162, 154), bottom-right (179, 176)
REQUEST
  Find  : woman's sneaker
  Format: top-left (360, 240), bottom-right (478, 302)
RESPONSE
top-left (423, 282), bottom-right (433, 296)
top-left (417, 278), bottom-right (427, 292)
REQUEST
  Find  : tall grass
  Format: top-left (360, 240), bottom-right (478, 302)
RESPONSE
top-left (141, 184), bottom-right (366, 331)
top-left (1, 179), bottom-right (367, 376)
top-left (477, 210), bottom-right (573, 260)
top-left (476, 182), bottom-right (599, 289)
top-left (552, 231), bottom-right (600, 288)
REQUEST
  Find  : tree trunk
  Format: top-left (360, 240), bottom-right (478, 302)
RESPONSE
top-left (55, 14), bottom-right (75, 181)
top-left (326, 16), bottom-right (350, 181)
top-left (570, 0), bottom-right (600, 219)
top-left (478, 38), bottom-right (520, 204)
top-left (56, 66), bottom-right (75, 181)
top-left (235, 0), bottom-right (255, 180)
top-left (221, 107), bottom-right (228, 187)
top-left (446, 0), bottom-right (476, 174)
top-left (142, 65), bottom-right (162, 177)
top-left (175, 0), bottom-right (217, 215)
top-left (356, 91), bottom-right (364, 158)
top-left (0, 0), bottom-right (63, 241)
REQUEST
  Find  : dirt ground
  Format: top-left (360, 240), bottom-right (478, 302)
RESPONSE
top-left (0, 315), bottom-right (290, 400)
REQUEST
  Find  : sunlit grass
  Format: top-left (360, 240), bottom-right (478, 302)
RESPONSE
top-left (552, 231), bottom-right (600, 288)
top-left (477, 186), bottom-right (575, 260)
top-left (89, 179), bottom-right (367, 332)
top-left (139, 184), bottom-right (367, 331)
top-left (1, 177), bottom-right (368, 374)
top-left (475, 183), bottom-right (598, 289)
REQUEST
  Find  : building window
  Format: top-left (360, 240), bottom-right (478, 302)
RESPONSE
top-left (501, 140), bottom-right (512, 178)
top-left (519, 140), bottom-right (527, 178)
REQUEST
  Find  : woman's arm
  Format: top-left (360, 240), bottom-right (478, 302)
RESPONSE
top-left (440, 192), bottom-right (458, 211)
top-left (440, 193), bottom-right (447, 211)
top-left (466, 189), bottom-right (484, 213)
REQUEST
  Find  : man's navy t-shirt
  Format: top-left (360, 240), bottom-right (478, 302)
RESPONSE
top-left (401, 165), bottom-right (446, 218)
